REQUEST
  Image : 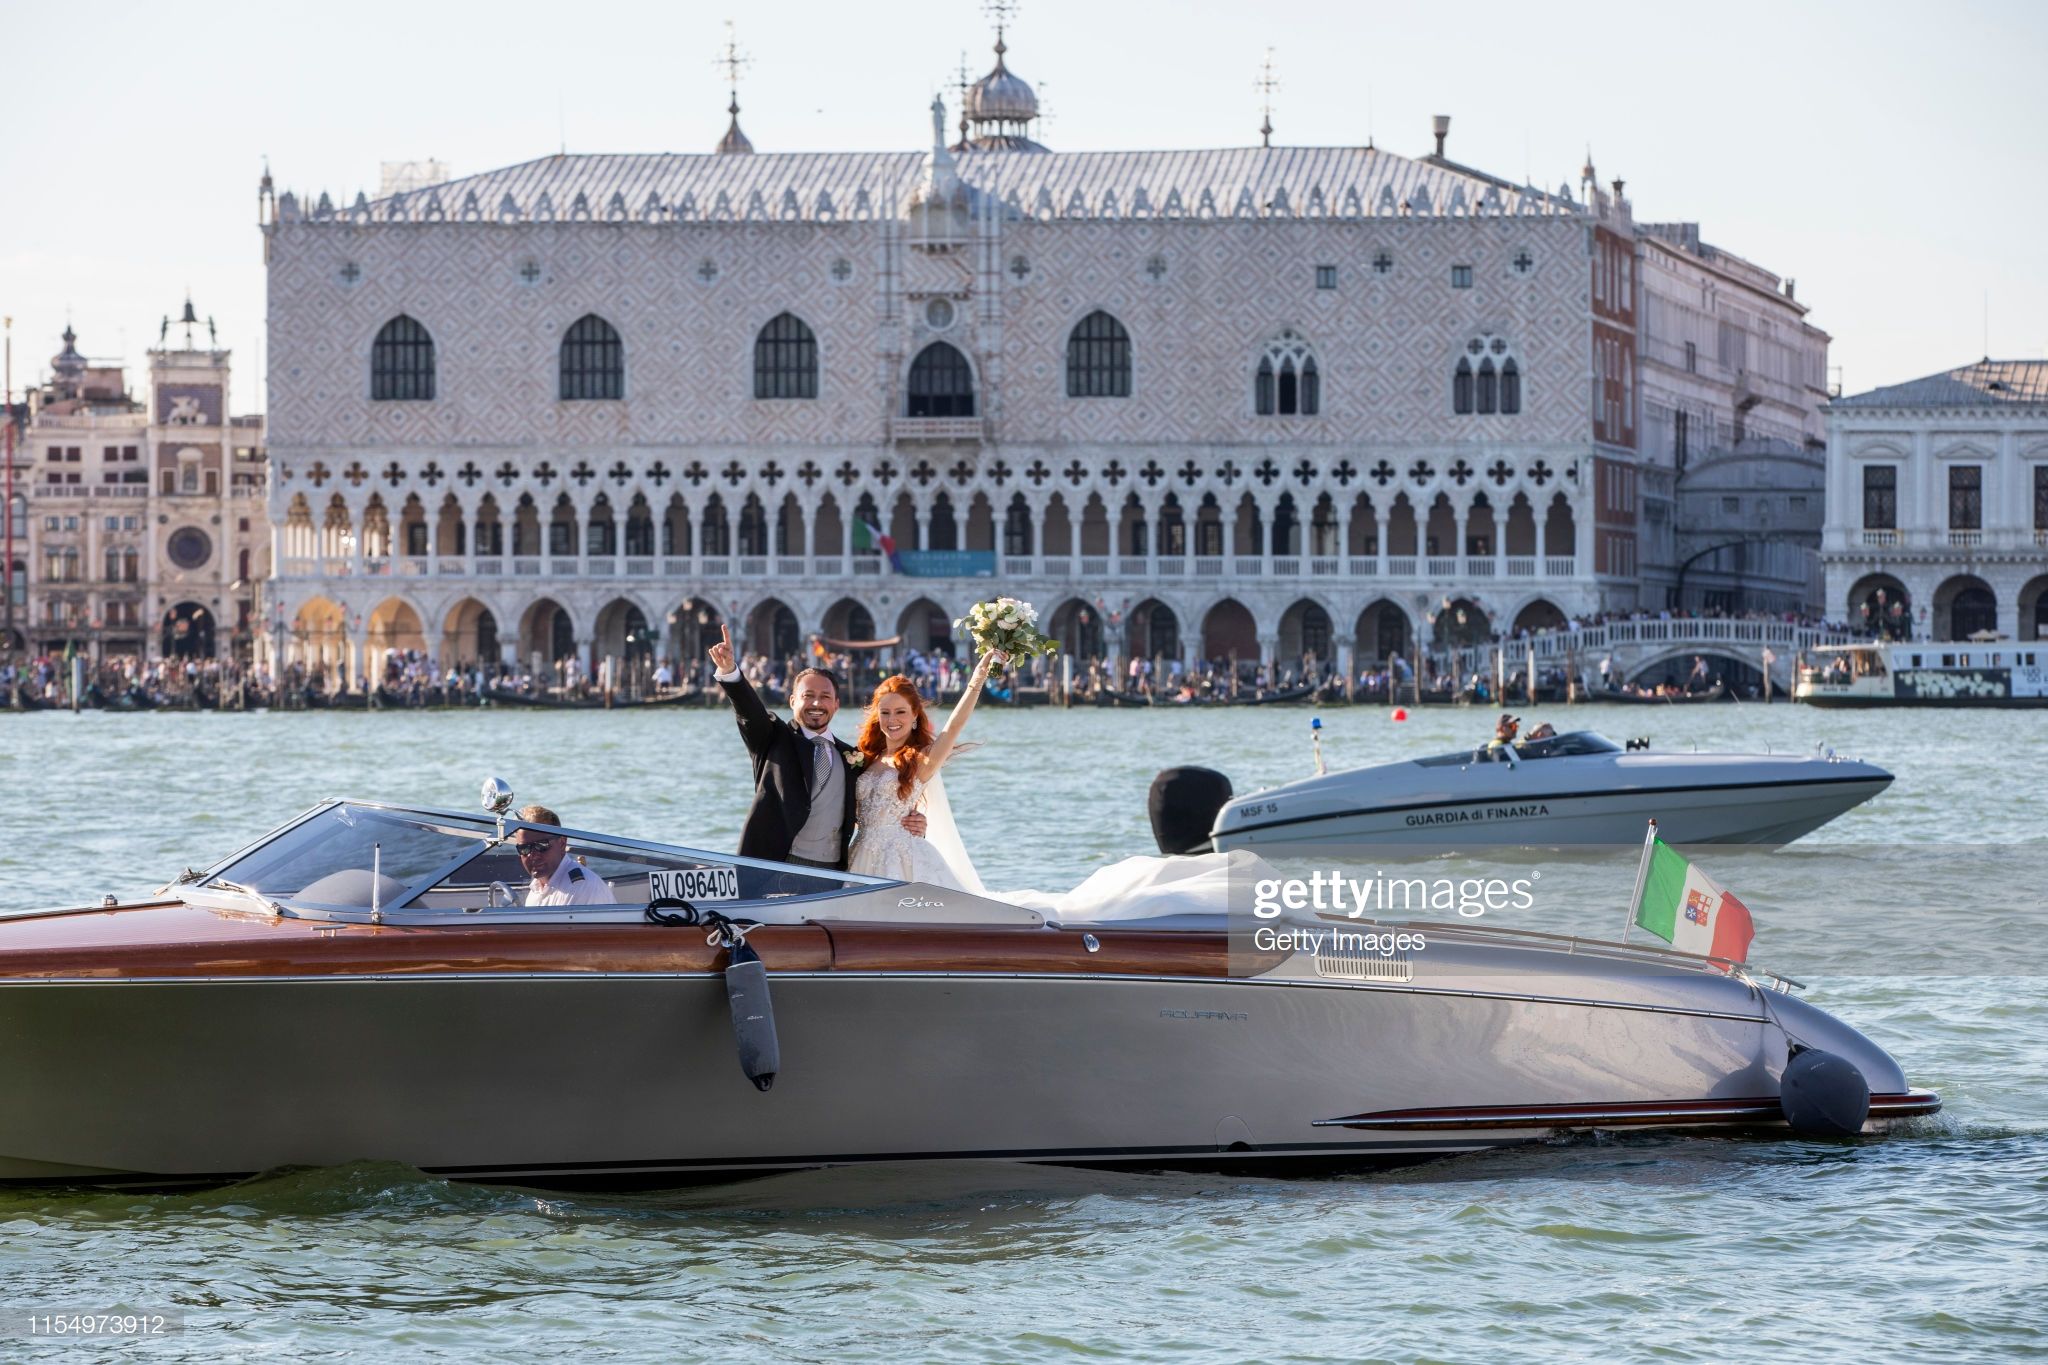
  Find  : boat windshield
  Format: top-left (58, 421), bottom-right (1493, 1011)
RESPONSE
top-left (203, 802), bottom-right (866, 912)
top-left (1413, 730), bottom-right (1622, 767)
top-left (1514, 731), bottom-right (1623, 759)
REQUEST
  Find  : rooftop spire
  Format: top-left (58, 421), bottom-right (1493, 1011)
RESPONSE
top-left (714, 20), bottom-right (755, 155)
top-left (952, 50), bottom-right (974, 150)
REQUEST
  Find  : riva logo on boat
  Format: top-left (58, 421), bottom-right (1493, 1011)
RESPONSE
top-left (650, 867), bottom-right (740, 901)
top-left (899, 896), bottom-right (946, 908)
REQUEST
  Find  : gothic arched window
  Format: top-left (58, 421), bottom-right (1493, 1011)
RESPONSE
top-left (907, 342), bottom-right (975, 417)
top-left (1065, 311), bottom-right (1132, 397)
top-left (559, 314), bottom-right (623, 401)
top-left (753, 313), bottom-right (817, 399)
top-left (1004, 493), bottom-right (1034, 555)
top-left (370, 315), bottom-right (435, 401)
top-left (1455, 336), bottom-right (1520, 417)
top-left (736, 496), bottom-right (769, 556)
top-left (1255, 330), bottom-right (1320, 416)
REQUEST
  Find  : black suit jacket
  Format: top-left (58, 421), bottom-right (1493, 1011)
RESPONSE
top-left (721, 673), bottom-right (859, 868)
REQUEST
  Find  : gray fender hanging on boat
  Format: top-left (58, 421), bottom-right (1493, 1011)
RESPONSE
top-left (1780, 1047), bottom-right (1869, 1138)
top-left (724, 937), bottom-right (780, 1092)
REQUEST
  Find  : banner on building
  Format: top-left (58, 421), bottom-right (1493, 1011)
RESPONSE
top-left (894, 550), bottom-right (997, 578)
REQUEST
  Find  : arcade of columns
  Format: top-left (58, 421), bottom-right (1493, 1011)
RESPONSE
top-left (268, 452), bottom-right (1585, 680)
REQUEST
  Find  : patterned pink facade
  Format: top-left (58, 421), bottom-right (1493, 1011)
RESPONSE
top-left (263, 125), bottom-right (1638, 677)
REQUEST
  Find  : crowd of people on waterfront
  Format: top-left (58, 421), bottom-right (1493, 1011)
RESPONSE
top-left (1, 653), bottom-right (278, 710)
top-left (4, 600), bottom-right (1880, 713)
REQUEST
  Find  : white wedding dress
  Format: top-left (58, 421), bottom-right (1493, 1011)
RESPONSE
top-left (847, 759), bottom-right (985, 893)
top-left (844, 753), bottom-right (1270, 917)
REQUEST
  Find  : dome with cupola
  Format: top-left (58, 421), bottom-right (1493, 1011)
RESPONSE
top-left (960, 31), bottom-right (1047, 152)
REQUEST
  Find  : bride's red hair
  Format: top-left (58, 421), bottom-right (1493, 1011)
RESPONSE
top-left (857, 675), bottom-right (935, 798)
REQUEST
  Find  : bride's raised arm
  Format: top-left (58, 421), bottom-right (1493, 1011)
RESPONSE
top-left (918, 650), bottom-right (1004, 779)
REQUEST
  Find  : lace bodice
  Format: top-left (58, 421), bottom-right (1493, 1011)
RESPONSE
top-left (848, 760), bottom-right (962, 888)
top-left (851, 762), bottom-right (922, 858)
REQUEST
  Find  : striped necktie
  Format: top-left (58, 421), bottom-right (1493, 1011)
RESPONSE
top-left (810, 735), bottom-right (832, 798)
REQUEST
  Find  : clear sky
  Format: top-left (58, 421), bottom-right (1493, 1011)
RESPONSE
top-left (4, 0), bottom-right (2044, 414)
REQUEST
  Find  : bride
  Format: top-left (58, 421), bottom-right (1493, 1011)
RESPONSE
top-left (845, 651), bottom-right (1004, 892)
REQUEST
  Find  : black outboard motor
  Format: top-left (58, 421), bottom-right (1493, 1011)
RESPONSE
top-left (1149, 767), bottom-right (1234, 855)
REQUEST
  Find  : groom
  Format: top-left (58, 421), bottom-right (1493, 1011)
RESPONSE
top-left (709, 625), bottom-right (922, 869)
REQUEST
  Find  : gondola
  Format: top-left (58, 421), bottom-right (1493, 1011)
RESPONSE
top-left (1590, 682), bottom-right (1728, 705)
top-left (86, 684), bottom-right (158, 713)
top-left (1089, 687), bottom-right (1154, 708)
top-left (1226, 684), bottom-right (1320, 706)
top-left (483, 687), bottom-right (704, 710)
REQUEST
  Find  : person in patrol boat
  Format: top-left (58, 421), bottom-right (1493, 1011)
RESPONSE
top-left (1486, 713), bottom-right (1521, 756)
top-left (513, 804), bottom-right (612, 906)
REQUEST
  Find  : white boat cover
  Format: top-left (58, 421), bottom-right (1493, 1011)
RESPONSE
top-left (997, 849), bottom-right (1284, 925)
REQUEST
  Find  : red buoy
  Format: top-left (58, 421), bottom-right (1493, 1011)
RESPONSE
top-left (1391, 707), bottom-right (1409, 722)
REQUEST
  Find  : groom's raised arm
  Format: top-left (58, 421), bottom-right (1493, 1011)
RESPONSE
top-left (709, 624), bottom-right (777, 757)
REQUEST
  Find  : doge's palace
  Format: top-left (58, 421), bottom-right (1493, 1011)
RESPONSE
top-left (264, 30), bottom-right (1651, 682)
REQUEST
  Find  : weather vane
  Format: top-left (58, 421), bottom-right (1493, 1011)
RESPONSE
top-left (1256, 48), bottom-right (1280, 148)
top-left (715, 19), bottom-right (751, 101)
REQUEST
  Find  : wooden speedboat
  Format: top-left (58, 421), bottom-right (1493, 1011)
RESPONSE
top-left (0, 785), bottom-right (1933, 1188)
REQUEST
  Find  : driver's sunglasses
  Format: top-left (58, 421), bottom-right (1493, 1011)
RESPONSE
top-left (512, 837), bottom-right (559, 859)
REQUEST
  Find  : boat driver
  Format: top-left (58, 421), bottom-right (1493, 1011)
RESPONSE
top-left (513, 804), bottom-right (611, 906)
top-left (1487, 713), bottom-right (1520, 755)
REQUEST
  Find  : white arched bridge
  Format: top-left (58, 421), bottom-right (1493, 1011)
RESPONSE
top-left (1440, 618), bottom-right (1869, 692)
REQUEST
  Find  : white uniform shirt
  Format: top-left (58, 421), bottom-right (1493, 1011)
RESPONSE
top-left (528, 854), bottom-right (612, 906)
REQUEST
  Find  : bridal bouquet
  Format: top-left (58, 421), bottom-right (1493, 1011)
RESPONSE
top-left (956, 597), bottom-right (1058, 661)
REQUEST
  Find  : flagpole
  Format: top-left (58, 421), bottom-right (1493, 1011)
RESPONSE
top-left (1621, 817), bottom-right (1656, 943)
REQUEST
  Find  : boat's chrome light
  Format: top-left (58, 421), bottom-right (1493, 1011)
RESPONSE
top-left (481, 777), bottom-right (515, 841)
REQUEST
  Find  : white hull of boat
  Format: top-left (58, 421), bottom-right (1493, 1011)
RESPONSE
top-left (1210, 742), bottom-right (1893, 850)
top-left (1214, 774), bottom-right (1893, 849)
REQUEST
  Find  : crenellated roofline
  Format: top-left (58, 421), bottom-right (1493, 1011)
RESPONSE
top-left (269, 145), bottom-right (1585, 228)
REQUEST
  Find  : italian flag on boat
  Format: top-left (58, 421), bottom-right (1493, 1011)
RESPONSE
top-left (1630, 831), bottom-right (1756, 963)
